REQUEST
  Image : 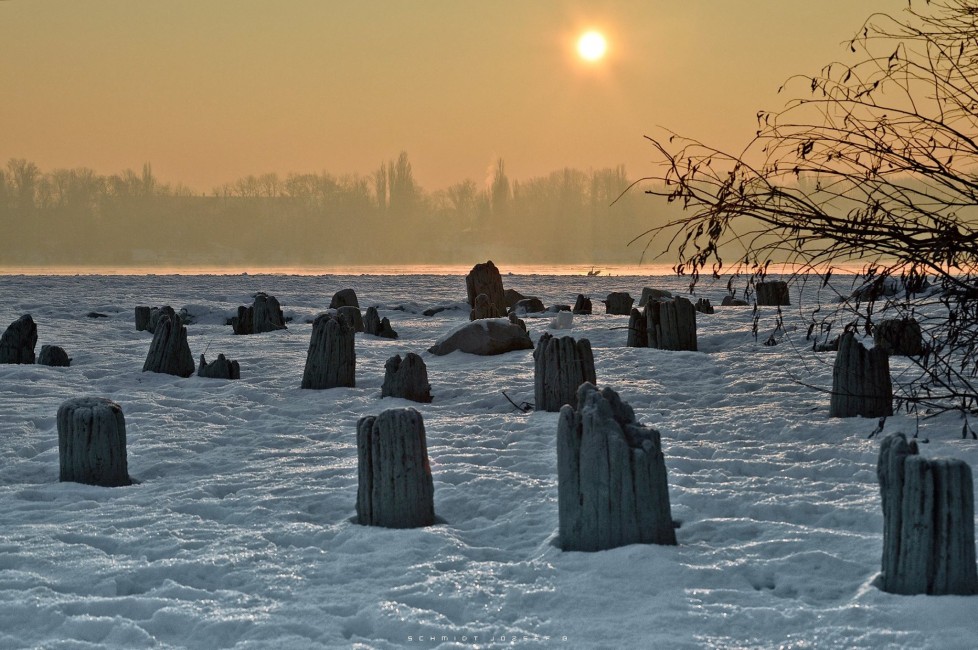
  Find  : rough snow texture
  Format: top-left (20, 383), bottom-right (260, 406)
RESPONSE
top-left (141, 314), bottom-right (194, 377)
top-left (381, 353), bottom-right (432, 403)
top-left (301, 313), bottom-right (356, 389)
top-left (57, 397), bottom-right (131, 487)
top-left (647, 296), bottom-right (698, 351)
top-left (557, 382), bottom-right (676, 552)
top-left (877, 433), bottom-right (977, 595)
top-left (873, 318), bottom-right (924, 357)
top-left (0, 314), bottom-right (37, 364)
top-left (197, 353), bottom-right (240, 380)
top-left (534, 333), bottom-right (596, 412)
top-left (427, 318), bottom-right (533, 356)
top-left (830, 332), bottom-right (893, 418)
top-left (756, 280), bottom-right (790, 306)
top-left (465, 261), bottom-right (506, 315)
top-left (1, 271), bottom-right (976, 649)
top-left (356, 408), bottom-right (435, 528)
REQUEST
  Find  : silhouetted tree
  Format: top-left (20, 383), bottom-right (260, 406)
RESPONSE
top-left (640, 0), bottom-right (978, 430)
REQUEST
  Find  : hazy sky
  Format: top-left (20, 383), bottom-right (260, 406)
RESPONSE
top-left (1, 1), bottom-right (899, 192)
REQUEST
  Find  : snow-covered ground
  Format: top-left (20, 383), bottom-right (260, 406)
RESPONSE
top-left (0, 272), bottom-right (974, 649)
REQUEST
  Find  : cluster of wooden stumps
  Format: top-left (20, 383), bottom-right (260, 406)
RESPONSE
top-left (0, 314), bottom-right (71, 367)
top-left (29, 264), bottom-right (978, 593)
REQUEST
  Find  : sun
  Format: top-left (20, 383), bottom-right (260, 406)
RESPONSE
top-left (577, 30), bottom-right (607, 62)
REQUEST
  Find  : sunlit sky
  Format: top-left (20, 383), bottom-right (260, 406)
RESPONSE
top-left (1, 0), bottom-right (898, 192)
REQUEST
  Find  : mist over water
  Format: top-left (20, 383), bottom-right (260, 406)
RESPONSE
top-left (0, 156), bottom-right (691, 271)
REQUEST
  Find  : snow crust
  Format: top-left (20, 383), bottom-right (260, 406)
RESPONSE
top-left (0, 272), bottom-right (975, 649)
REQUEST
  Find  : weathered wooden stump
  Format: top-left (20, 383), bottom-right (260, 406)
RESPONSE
top-left (830, 332), bottom-right (892, 417)
top-left (337, 306), bottom-right (365, 333)
top-left (626, 308), bottom-right (648, 348)
top-left (557, 382), bottom-right (676, 551)
top-left (511, 298), bottom-right (546, 314)
top-left (364, 306), bottom-right (398, 339)
top-left (301, 313), bottom-right (355, 389)
top-left (38, 345), bottom-right (71, 367)
top-left (721, 294), bottom-right (749, 307)
top-left (647, 297), bottom-right (697, 351)
top-left (232, 292), bottom-right (286, 334)
top-left (873, 318), bottom-right (924, 356)
top-left (465, 261), bottom-right (507, 316)
top-left (57, 397), bottom-right (131, 487)
top-left (877, 433), bottom-right (978, 595)
top-left (756, 280), bottom-right (790, 306)
top-left (605, 292), bottom-right (634, 315)
top-left (134, 306), bottom-right (152, 331)
top-left (356, 408), bottom-right (435, 528)
top-left (198, 353), bottom-right (240, 379)
top-left (534, 333), bottom-right (596, 412)
top-left (142, 314), bottom-right (194, 377)
top-left (469, 293), bottom-right (500, 321)
top-left (694, 298), bottom-right (715, 314)
top-left (148, 306), bottom-right (177, 334)
top-left (381, 353), bottom-right (432, 403)
top-left (639, 287), bottom-right (673, 307)
top-left (329, 288), bottom-right (360, 310)
top-left (573, 294), bottom-right (592, 315)
top-left (504, 288), bottom-right (527, 309)
top-left (0, 314), bottom-right (37, 364)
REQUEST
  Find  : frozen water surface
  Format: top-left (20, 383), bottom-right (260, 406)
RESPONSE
top-left (0, 272), bottom-right (975, 649)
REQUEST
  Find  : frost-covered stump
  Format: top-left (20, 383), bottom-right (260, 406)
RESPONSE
top-left (134, 306), bottom-right (152, 331)
top-left (534, 333), bottom-right (596, 412)
top-left (356, 408), bottom-right (435, 528)
top-left (878, 433), bottom-right (978, 595)
top-left (0, 314), bottom-right (37, 364)
top-left (873, 318), bottom-right (924, 357)
top-left (329, 288), bottom-right (360, 310)
top-left (142, 314), bottom-right (194, 377)
top-left (756, 280), bottom-right (790, 306)
top-left (558, 383), bottom-right (676, 551)
top-left (58, 397), bottom-right (131, 487)
top-left (694, 298), bottom-right (715, 314)
top-left (626, 308), bottom-right (648, 348)
top-left (38, 345), bottom-right (70, 367)
top-left (364, 306), bottom-right (398, 339)
top-left (198, 353), bottom-right (240, 379)
top-left (301, 314), bottom-right (355, 389)
top-left (465, 260), bottom-right (507, 316)
top-left (829, 332), bottom-right (892, 417)
top-left (470, 293), bottom-right (500, 320)
top-left (381, 353), bottom-right (432, 403)
top-left (232, 292), bottom-right (286, 335)
top-left (604, 292), bottom-right (634, 315)
top-left (647, 297), bottom-right (697, 351)
top-left (573, 294), bottom-right (592, 315)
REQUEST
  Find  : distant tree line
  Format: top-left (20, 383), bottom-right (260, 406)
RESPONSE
top-left (0, 153), bottom-right (667, 268)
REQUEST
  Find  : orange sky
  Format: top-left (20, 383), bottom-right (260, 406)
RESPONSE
top-left (0, 0), bottom-right (899, 192)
